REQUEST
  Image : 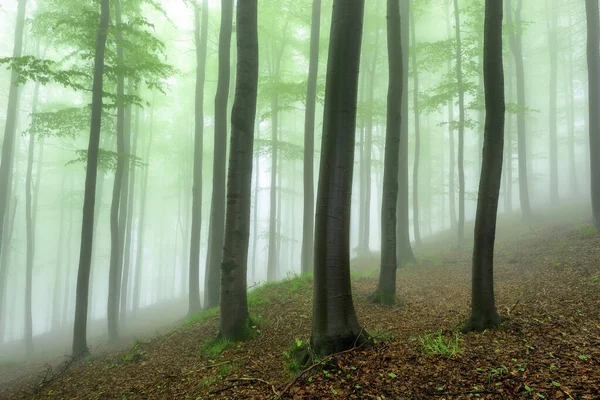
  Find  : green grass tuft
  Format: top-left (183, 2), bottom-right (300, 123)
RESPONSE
top-left (184, 307), bottom-right (219, 326)
top-left (577, 224), bottom-right (597, 238)
top-left (415, 331), bottom-right (463, 358)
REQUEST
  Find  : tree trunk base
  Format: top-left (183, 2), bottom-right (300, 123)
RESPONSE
top-left (367, 290), bottom-right (397, 306)
top-left (310, 329), bottom-right (370, 359)
top-left (219, 317), bottom-right (257, 342)
top-left (461, 313), bottom-right (501, 333)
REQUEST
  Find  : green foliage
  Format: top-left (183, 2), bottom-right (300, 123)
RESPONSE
top-left (201, 337), bottom-right (232, 358)
top-left (577, 224), bottom-right (597, 237)
top-left (416, 332), bottom-right (463, 358)
top-left (67, 149), bottom-right (146, 172)
top-left (184, 307), bottom-right (219, 326)
top-left (30, 106), bottom-right (115, 139)
top-left (282, 338), bottom-right (308, 374)
top-left (0, 56), bottom-right (89, 89)
top-left (247, 273), bottom-right (313, 307)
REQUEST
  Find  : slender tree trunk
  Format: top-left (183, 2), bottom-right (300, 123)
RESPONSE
top-left (506, 0), bottom-right (532, 220)
top-left (72, 0), bottom-right (109, 357)
top-left (410, 8), bottom-right (421, 245)
top-left (311, 0), bottom-right (367, 357)
top-left (0, 198), bottom-right (17, 343)
top-left (586, 0), bottom-right (600, 231)
top-left (52, 173), bottom-right (66, 332)
top-left (188, 0), bottom-right (209, 314)
top-left (463, 0), bottom-right (503, 333)
top-left (24, 71), bottom-right (42, 355)
top-left (371, 0), bottom-right (403, 305)
top-left (251, 122), bottom-right (260, 283)
top-left (121, 102), bottom-right (139, 320)
top-left (204, 0), bottom-right (233, 309)
top-left (133, 104), bottom-right (154, 314)
top-left (567, 11), bottom-right (577, 194)
top-left (107, 0), bottom-right (127, 342)
top-left (301, 0), bottom-right (321, 274)
top-left (396, 0), bottom-right (416, 265)
top-left (504, 55), bottom-right (514, 213)
top-left (548, 0), bottom-right (559, 204)
top-left (454, 0), bottom-right (466, 244)
top-left (219, 0), bottom-right (258, 340)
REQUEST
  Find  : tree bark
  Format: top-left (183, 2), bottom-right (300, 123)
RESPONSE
top-left (548, 0), bottom-right (559, 204)
top-left (410, 7), bottom-right (421, 246)
top-left (463, 0), bottom-right (503, 333)
top-left (188, 0), bottom-right (209, 315)
top-left (301, 0), bottom-right (321, 275)
top-left (506, 0), bottom-right (532, 220)
top-left (454, 0), bottom-right (466, 244)
top-left (446, 2), bottom-right (457, 231)
top-left (371, 0), bottom-right (403, 306)
top-left (396, 0), bottom-right (415, 265)
top-left (72, 0), bottom-right (110, 356)
top-left (107, 0), bottom-right (127, 342)
top-left (204, 0), bottom-right (233, 309)
top-left (219, 0), bottom-right (258, 340)
top-left (586, 0), bottom-right (600, 231)
top-left (311, 0), bottom-right (367, 357)
top-left (567, 11), bottom-right (578, 194)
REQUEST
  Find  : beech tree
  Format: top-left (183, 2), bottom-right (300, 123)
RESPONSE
top-left (219, 0), bottom-right (258, 340)
top-left (586, 0), bottom-right (600, 231)
top-left (311, 0), bottom-right (368, 357)
top-left (463, 0), bottom-right (503, 333)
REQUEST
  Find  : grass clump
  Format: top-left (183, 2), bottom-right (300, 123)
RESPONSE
top-left (184, 307), bottom-right (219, 326)
top-left (283, 338), bottom-right (310, 375)
top-left (248, 273), bottom-right (313, 307)
top-left (416, 331), bottom-right (463, 358)
top-left (202, 337), bottom-right (232, 358)
top-left (577, 224), bottom-right (597, 238)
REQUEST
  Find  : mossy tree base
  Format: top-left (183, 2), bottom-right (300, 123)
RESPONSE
top-left (310, 329), bottom-right (371, 360)
top-left (367, 290), bottom-right (397, 305)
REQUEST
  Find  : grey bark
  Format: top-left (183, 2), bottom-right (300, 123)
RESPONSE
top-left (586, 0), bottom-right (600, 231)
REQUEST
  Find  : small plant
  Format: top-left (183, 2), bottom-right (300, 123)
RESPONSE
top-left (416, 332), bottom-right (463, 358)
top-left (201, 337), bottom-right (231, 358)
top-left (282, 338), bottom-right (309, 374)
top-left (485, 365), bottom-right (508, 382)
top-left (577, 224), bottom-right (597, 237)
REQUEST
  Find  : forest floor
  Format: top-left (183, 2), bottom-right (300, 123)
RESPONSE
top-left (1, 205), bottom-right (600, 399)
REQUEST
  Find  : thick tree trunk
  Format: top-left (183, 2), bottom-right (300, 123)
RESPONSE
top-left (107, 0), bottom-right (127, 342)
top-left (72, 0), bottom-right (110, 356)
top-left (219, 0), bottom-right (258, 340)
top-left (371, 0), bottom-right (403, 305)
top-left (454, 0), bottom-right (466, 245)
top-left (548, 0), bottom-right (559, 204)
top-left (301, 0), bottom-right (321, 274)
top-left (311, 0), bottom-right (367, 357)
top-left (396, 0), bottom-right (416, 265)
top-left (204, 0), bottom-right (233, 309)
top-left (506, 0), bottom-right (532, 220)
top-left (410, 8), bottom-right (421, 245)
top-left (463, 0), bottom-right (503, 333)
top-left (586, 0), bottom-right (600, 231)
top-left (188, 0), bottom-right (209, 315)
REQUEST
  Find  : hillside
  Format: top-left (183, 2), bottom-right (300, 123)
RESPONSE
top-left (2, 206), bottom-right (600, 399)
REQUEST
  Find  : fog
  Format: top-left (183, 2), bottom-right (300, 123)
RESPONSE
top-left (0, 0), bottom-right (594, 361)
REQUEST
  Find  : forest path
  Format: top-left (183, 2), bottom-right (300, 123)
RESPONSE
top-left (2, 204), bottom-right (599, 399)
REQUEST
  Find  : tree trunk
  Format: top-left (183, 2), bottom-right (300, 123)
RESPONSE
top-left (188, 0), bottom-right (209, 315)
top-left (0, 198), bottom-right (17, 343)
top-left (446, 3), bottom-right (457, 231)
top-left (52, 174), bottom-right (66, 332)
top-left (567, 11), bottom-right (578, 194)
top-left (586, 0), bottom-right (600, 231)
top-left (311, 0), bottom-right (367, 357)
top-left (548, 0), bottom-right (559, 204)
top-left (504, 55), bottom-right (514, 213)
top-left (463, 0), bottom-right (503, 333)
top-left (454, 0), bottom-right (466, 245)
top-left (24, 69), bottom-right (42, 355)
top-left (251, 122), bottom-right (260, 283)
top-left (410, 8), bottom-right (421, 246)
top-left (371, 0), bottom-right (403, 306)
top-left (506, 0), bottom-right (532, 220)
top-left (204, 0), bottom-right (233, 309)
top-left (72, 0), bottom-right (110, 356)
top-left (107, 0), bottom-right (127, 342)
top-left (396, 0), bottom-right (416, 265)
top-left (121, 100), bottom-right (139, 321)
top-left (301, 0), bottom-right (321, 274)
top-left (219, 0), bottom-right (258, 340)
top-left (0, 0), bottom-right (26, 277)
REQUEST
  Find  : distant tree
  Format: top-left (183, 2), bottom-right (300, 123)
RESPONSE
top-left (397, 0), bottom-right (416, 266)
top-left (204, 0), bottom-right (233, 310)
top-left (547, 0), bottom-right (559, 205)
top-left (505, 0), bottom-right (532, 220)
top-left (453, 0), bottom-right (466, 244)
top-left (311, 0), bottom-right (368, 357)
top-left (410, 6), bottom-right (422, 246)
top-left (188, 0), bottom-right (209, 316)
top-left (219, 0), bottom-right (258, 340)
top-left (72, 0), bottom-right (110, 356)
top-left (586, 0), bottom-right (600, 231)
top-left (0, 0), bottom-right (27, 302)
top-left (301, 0), bottom-right (322, 275)
top-left (370, 0), bottom-right (403, 305)
top-left (463, 0), bottom-right (503, 333)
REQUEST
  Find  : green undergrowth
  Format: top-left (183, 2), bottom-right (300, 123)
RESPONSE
top-left (248, 273), bottom-right (313, 307)
top-left (414, 331), bottom-right (463, 358)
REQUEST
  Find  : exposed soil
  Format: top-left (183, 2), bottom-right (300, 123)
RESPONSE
top-left (2, 208), bottom-right (599, 399)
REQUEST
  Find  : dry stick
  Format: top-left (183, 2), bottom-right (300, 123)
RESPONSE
top-left (275, 339), bottom-right (367, 400)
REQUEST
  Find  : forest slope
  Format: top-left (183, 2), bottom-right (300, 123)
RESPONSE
top-left (2, 205), bottom-right (600, 399)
